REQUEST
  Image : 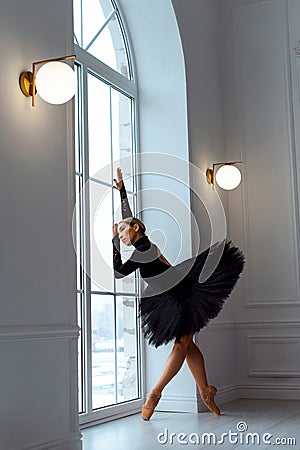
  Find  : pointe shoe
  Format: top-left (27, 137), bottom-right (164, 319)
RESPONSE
top-left (200, 385), bottom-right (221, 416)
top-left (141, 390), bottom-right (161, 421)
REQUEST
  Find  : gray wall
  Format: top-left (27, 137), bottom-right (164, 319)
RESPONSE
top-left (0, 1), bottom-right (80, 449)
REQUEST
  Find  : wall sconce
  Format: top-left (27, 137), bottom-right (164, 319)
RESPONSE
top-left (19, 55), bottom-right (76, 106)
top-left (206, 161), bottom-right (242, 190)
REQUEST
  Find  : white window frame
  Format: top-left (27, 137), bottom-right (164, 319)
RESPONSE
top-left (74, 17), bottom-right (145, 426)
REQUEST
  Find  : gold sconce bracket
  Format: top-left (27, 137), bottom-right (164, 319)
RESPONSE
top-left (206, 168), bottom-right (214, 187)
top-left (19, 71), bottom-right (36, 97)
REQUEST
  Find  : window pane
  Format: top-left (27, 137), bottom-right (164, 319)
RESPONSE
top-left (115, 259), bottom-right (136, 294)
top-left (75, 175), bottom-right (83, 291)
top-left (88, 14), bottom-right (130, 79)
top-left (75, 64), bottom-right (82, 174)
top-left (73, 0), bottom-right (131, 80)
top-left (90, 181), bottom-right (114, 292)
top-left (77, 292), bottom-right (85, 414)
top-left (115, 263), bottom-right (136, 294)
top-left (116, 296), bottom-right (139, 402)
top-left (88, 74), bottom-right (111, 181)
top-left (91, 294), bottom-right (115, 409)
top-left (111, 89), bottom-right (134, 192)
top-left (81, 0), bottom-right (114, 49)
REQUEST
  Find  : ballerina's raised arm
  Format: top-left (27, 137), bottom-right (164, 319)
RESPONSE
top-left (113, 167), bottom-right (133, 219)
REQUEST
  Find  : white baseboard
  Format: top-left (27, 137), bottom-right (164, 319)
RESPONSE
top-left (155, 394), bottom-right (198, 413)
top-left (198, 383), bottom-right (300, 412)
top-left (208, 384), bottom-right (300, 406)
top-left (23, 431), bottom-right (82, 450)
top-left (236, 384), bottom-right (300, 400)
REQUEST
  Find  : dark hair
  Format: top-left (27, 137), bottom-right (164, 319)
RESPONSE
top-left (119, 217), bottom-right (146, 235)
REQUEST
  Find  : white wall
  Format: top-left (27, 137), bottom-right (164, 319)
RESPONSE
top-left (0, 1), bottom-right (81, 449)
top-left (221, 0), bottom-right (300, 400)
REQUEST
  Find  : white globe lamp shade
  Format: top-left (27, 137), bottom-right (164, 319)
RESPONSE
top-left (36, 61), bottom-right (76, 104)
top-left (215, 165), bottom-right (241, 190)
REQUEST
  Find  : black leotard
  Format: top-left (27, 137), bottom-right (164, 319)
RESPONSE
top-left (112, 182), bottom-right (170, 280)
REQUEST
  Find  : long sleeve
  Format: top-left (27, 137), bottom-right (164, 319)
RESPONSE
top-left (112, 235), bottom-right (139, 278)
top-left (120, 181), bottom-right (133, 219)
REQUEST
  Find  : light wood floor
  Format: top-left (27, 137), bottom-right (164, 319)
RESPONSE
top-left (81, 399), bottom-right (300, 450)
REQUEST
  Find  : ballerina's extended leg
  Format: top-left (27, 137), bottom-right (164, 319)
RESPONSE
top-left (142, 334), bottom-right (194, 420)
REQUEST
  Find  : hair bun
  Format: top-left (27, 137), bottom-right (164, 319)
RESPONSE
top-left (130, 217), bottom-right (146, 235)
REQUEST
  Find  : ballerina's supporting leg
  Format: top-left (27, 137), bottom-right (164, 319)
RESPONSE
top-left (185, 340), bottom-right (208, 388)
top-left (185, 340), bottom-right (220, 416)
top-left (142, 333), bottom-right (194, 420)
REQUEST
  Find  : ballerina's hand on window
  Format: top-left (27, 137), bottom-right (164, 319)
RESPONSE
top-left (112, 224), bottom-right (119, 238)
top-left (113, 167), bottom-right (123, 190)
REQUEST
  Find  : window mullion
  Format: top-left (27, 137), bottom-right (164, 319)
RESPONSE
top-left (110, 86), bottom-right (116, 298)
top-left (81, 63), bottom-right (93, 416)
top-left (80, 0), bottom-right (83, 48)
top-left (109, 85), bottom-right (119, 405)
top-left (131, 95), bottom-right (144, 400)
top-left (113, 295), bottom-right (118, 403)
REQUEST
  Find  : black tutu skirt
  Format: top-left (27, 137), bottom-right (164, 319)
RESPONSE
top-left (139, 239), bottom-right (245, 347)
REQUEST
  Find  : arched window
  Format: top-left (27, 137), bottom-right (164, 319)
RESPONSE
top-left (74, 0), bottom-right (132, 79)
top-left (73, 0), bottom-right (140, 425)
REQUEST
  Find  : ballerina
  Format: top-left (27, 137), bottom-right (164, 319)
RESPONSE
top-left (112, 167), bottom-right (245, 420)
